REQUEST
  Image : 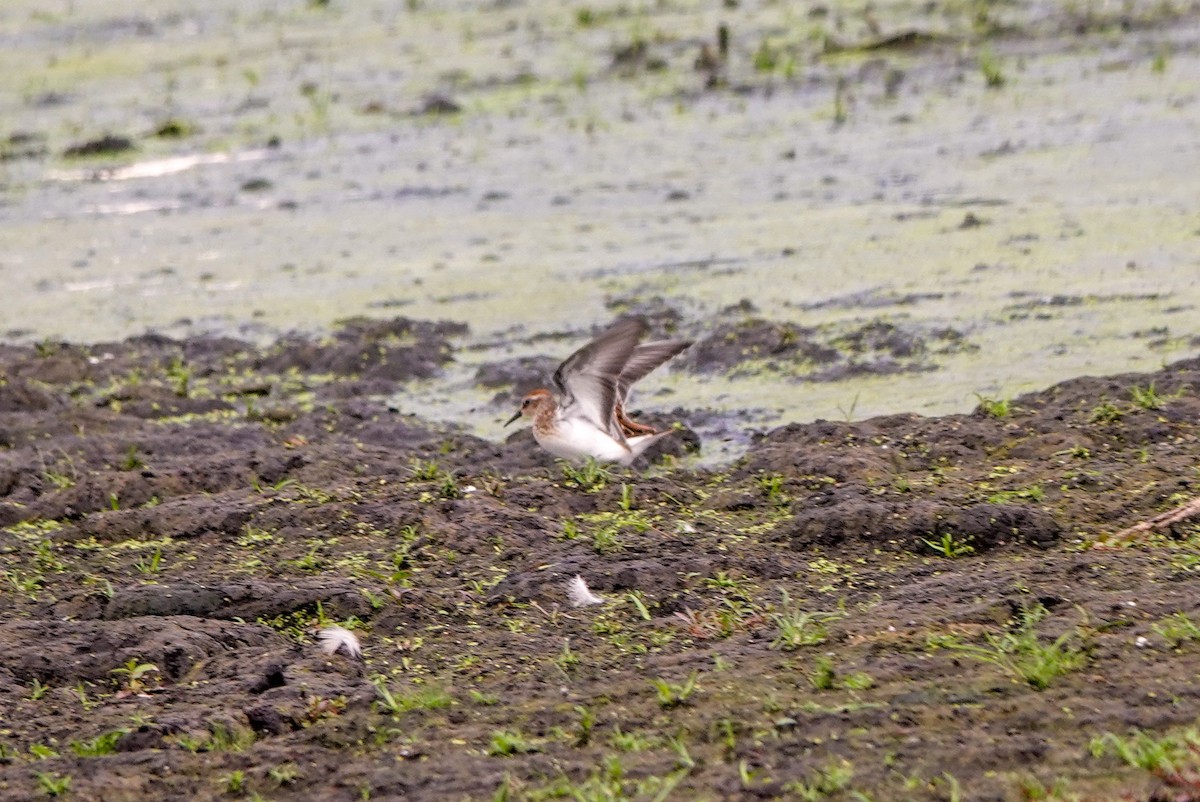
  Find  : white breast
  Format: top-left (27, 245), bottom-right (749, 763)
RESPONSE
top-left (534, 417), bottom-right (634, 465)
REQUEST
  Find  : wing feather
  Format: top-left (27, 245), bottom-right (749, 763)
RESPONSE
top-left (551, 318), bottom-right (647, 434)
top-left (616, 340), bottom-right (692, 402)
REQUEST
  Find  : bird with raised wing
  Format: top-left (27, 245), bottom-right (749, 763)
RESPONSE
top-left (505, 318), bottom-right (691, 465)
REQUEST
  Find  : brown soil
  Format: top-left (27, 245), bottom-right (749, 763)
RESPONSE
top-left (1, 318), bottom-right (1199, 801)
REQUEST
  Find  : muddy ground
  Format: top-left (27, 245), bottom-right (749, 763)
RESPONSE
top-left (1, 316), bottom-right (1199, 802)
top-left (4, 0), bottom-right (1200, 799)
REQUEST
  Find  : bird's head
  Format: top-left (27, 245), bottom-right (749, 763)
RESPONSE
top-left (505, 388), bottom-right (553, 426)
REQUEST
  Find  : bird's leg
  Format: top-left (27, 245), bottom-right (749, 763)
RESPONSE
top-left (616, 401), bottom-right (658, 437)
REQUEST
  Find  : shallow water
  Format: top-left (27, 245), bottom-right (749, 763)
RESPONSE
top-left (2, 0), bottom-right (1198, 456)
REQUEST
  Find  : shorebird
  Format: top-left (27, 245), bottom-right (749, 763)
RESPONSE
top-left (505, 318), bottom-right (691, 466)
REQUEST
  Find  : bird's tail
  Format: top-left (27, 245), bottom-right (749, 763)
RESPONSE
top-left (623, 430), bottom-right (676, 464)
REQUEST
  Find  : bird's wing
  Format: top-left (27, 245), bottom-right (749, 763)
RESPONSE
top-left (616, 339), bottom-right (693, 402)
top-left (552, 318), bottom-right (647, 434)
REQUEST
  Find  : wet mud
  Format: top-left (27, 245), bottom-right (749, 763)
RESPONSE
top-left (4, 0), bottom-right (1200, 799)
top-left (681, 313), bottom-right (976, 382)
top-left (1, 318), bottom-right (1199, 801)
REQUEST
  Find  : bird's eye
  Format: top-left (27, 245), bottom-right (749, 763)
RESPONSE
top-left (522, 398), bottom-right (531, 407)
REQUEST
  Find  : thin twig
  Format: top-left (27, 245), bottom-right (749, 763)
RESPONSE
top-left (1109, 497), bottom-right (1200, 543)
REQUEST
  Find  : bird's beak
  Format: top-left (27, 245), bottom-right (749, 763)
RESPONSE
top-left (504, 410), bottom-right (522, 427)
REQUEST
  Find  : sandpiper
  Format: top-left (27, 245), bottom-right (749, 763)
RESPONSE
top-left (505, 318), bottom-right (691, 466)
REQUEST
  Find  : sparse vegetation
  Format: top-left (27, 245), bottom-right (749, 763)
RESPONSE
top-left (222, 770), bottom-right (246, 794)
top-left (134, 546), bottom-right (164, 574)
top-left (269, 763), bottom-right (301, 787)
top-left (782, 758), bottom-right (855, 799)
top-left (561, 458), bottom-right (611, 491)
top-left (488, 729), bottom-right (539, 756)
top-left (979, 47), bottom-right (1006, 88)
top-left (1130, 382), bottom-right (1171, 410)
top-left (752, 39), bottom-right (778, 72)
top-left (652, 671), bottom-right (700, 709)
top-left (758, 472), bottom-right (789, 507)
top-left (70, 729), bottom-right (127, 756)
top-left (110, 659), bottom-right (160, 694)
top-left (1089, 725), bottom-right (1200, 792)
top-left (166, 356), bottom-right (191, 397)
top-left (922, 531), bottom-right (976, 557)
top-left (373, 678), bottom-right (452, 716)
top-left (927, 604), bottom-right (1090, 690)
top-left (36, 772), bottom-right (71, 797)
top-left (172, 722), bottom-right (256, 754)
top-left (974, 393), bottom-right (1011, 418)
top-left (1090, 401), bottom-right (1125, 423)
top-left (769, 591), bottom-right (843, 650)
top-left (1153, 612), bottom-right (1200, 648)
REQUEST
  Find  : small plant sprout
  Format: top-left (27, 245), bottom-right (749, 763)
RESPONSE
top-left (37, 772), bottom-right (72, 797)
top-left (222, 770), bottom-right (246, 794)
top-left (832, 74), bottom-right (849, 125)
top-left (567, 575), bottom-right (605, 607)
top-left (738, 759), bottom-right (759, 788)
top-left (30, 743), bottom-right (59, 759)
top-left (488, 729), bottom-right (539, 756)
top-left (70, 729), bottom-right (127, 756)
top-left (121, 444), bottom-right (145, 471)
top-left (316, 625), bottom-right (363, 659)
top-left (269, 763), bottom-right (301, 787)
top-left (922, 531), bottom-right (975, 558)
top-left (936, 772), bottom-right (965, 801)
top-left (1151, 47), bottom-right (1169, 74)
top-left (371, 676), bottom-right (451, 716)
top-left (1153, 612), bottom-right (1200, 648)
top-left (652, 671), bottom-right (700, 709)
top-left (591, 523), bottom-right (625, 555)
top-left (75, 682), bottom-right (98, 711)
top-left (810, 655), bottom-right (836, 690)
top-left (979, 46), bottom-right (1006, 87)
top-left (626, 591), bottom-right (651, 620)
top-left (758, 473), bottom-right (789, 507)
top-left (617, 483), bottom-right (635, 511)
top-left (573, 705), bottom-right (596, 747)
top-left (1088, 726), bottom-right (1200, 802)
top-left (438, 470), bottom-right (462, 499)
top-left (134, 546), bottom-right (164, 574)
top-left (560, 457), bottom-right (611, 491)
top-left (469, 688), bottom-right (499, 706)
top-left (554, 639), bottom-right (581, 674)
top-left (769, 591), bottom-right (843, 651)
top-left (610, 726), bottom-right (657, 752)
top-left (110, 659), bottom-right (160, 695)
top-left (783, 758), bottom-right (855, 798)
top-left (167, 356), bottom-right (191, 397)
top-left (1130, 382), bottom-right (1172, 410)
top-left (409, 458), bottom-right (441, 481)
top-left (1090, 401), bottom-right (1124, 423)
top-left (927, 604), bottom-right (1089, 690)
top-left (753, 38), bottom-right (777, 72)
top-left (1016, 774), bottom-right (1079, 801)
top-left (974, 393), bottom-right (1011, 418)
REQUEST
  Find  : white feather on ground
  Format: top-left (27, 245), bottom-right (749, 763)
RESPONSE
top-left (566, 575), bottom-right (605, 607)
top-left (316, 626), bottom-right (363, 659)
